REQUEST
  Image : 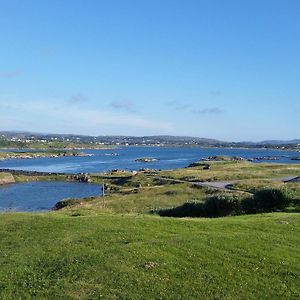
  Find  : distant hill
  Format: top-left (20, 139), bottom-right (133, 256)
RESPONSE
top-left (258, 139), bottom-right (300, 145)
top-left (0, 131), bottom-right (299, 147)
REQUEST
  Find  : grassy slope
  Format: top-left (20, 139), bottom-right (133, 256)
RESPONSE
top-left (62, 183), bottom-right (233, 215)
top-left (104, 183), bottom-right (207, 214)
top-left (0, 212), bottom-right (299, 299)
top-left (57, 162), bottom-right (300, 215)
top-left (160, 161), bottom-right (300, 182)
top-left (0, 162), bottom-right (299, 299)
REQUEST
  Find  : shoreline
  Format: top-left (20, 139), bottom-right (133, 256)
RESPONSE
top-left (0, 151), bottom-right (93, 161)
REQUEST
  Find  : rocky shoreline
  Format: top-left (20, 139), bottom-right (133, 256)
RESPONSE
top-left (0, 168), bottom-right (93, 184)
top-left (0, 151), bottom-right (93, 161)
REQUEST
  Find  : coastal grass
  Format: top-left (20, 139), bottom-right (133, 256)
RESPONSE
top-left (230, 180), bottom-right (300, 196)
top-left (160, 161), bottom-right (300, 182)
top-left (0, 173), bottom-right (15, 184)
top-left (64, 183), bottom-right (215, 215)
top-left (12, 173), bottom-right (70, 183)
top-left (0, 212), bottom-right (299, 299)
top-left (0, 161), bottom-right (300, 298)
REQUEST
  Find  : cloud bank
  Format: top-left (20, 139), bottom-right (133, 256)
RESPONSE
top-left (0, 99), bottom-right (173, 135)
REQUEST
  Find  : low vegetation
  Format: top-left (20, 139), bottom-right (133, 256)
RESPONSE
top-left (160, 161), bottom-right (300, 182)
top-left (0, 160), bottom-right (299, 298)
top-left (157, 188), bottom-right (297, 218)
top-left (0, 172), bottom-right (15, 185)
top-left (0, 212), bottom-right (299, 299)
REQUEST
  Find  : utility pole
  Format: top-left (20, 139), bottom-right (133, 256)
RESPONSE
top-left (102, 183), bottom-right (105, 197)
top-left (102, 183), bottom-right (105, 207)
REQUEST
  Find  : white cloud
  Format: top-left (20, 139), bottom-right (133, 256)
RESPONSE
top-left (0, 99), bottom-right (173, 135)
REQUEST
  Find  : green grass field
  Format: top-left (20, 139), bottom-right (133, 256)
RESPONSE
top-left (160, 161), bottom-right (300, 181)
top-left (1, 161), bottom-right (299, 299)
top-left (0, 212), bottom-right (299, 299)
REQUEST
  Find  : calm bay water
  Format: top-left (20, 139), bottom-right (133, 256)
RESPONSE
top-left (0, 147), bottom-right (299, 212)
top-left (0, 146), bottom-right (299, 174)
top-left (0, 181), bottom-right (101, 212)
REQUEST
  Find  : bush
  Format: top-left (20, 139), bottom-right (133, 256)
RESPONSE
top-left (156, 188), bottom-right (295, 219)
top-left (203, 194), bottom-right (241, 217)
top-left (242, 188), bottom-right (293, 214)
top-left (156, 201), bottom-right (205, 218)
top-left (157, 195), bottom-right (241, 218)
top-left (53, 198), bottom-right (81, 210)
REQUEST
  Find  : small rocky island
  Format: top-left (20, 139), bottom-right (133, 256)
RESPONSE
top-left (0, 151), bottom-right (92, 160)
top-left (135, 157), bottom-right (159, 163)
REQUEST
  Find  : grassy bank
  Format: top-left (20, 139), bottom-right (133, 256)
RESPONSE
top-left (160, 161), bottom-right (300, 182)
top-left (0, 173), bottom-right (15, 185)
top-left (0, 212), bottom-right (299, 299)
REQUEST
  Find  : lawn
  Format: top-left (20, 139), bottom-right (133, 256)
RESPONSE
top-left (0, 161), bottom-right (299, 299)
top-left (0, 212), bottom-right (299, 299)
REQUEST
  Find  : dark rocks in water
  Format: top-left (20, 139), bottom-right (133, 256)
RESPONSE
top-left (252, 156), bottom-right (282, 161)
top-left (291, 157), bottom-right (300, 161)
top-left (139, 168), bottom-right (159, 173)
top-left (71, 173), bottom-right (91, 183)
top-left (135, 157), bottom-right (159, 163)
top-left (187, 162), bottom-right (211, 169)
top-left (201, 156), bottom-right (245, 162)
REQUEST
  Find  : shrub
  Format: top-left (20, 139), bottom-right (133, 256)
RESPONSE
top-left (53, 198), bottom-right (81, 210)
top-left (242, 188), bottom-right (293, 214)
top-left (203, 194), bottom-right (241, 217)
top-left (157, 195), bottom-right (242, 218)
top-left (156, 201), bottom-right (205, 218)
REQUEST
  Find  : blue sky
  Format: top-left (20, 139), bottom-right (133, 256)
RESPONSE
top-left (0, 0), bottom-right (299, 141)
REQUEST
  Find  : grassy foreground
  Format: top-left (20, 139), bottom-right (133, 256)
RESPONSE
top-left (0, 212), bottom-right (299, 299)
top-left (1, 161), bottom-right (299, 299)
